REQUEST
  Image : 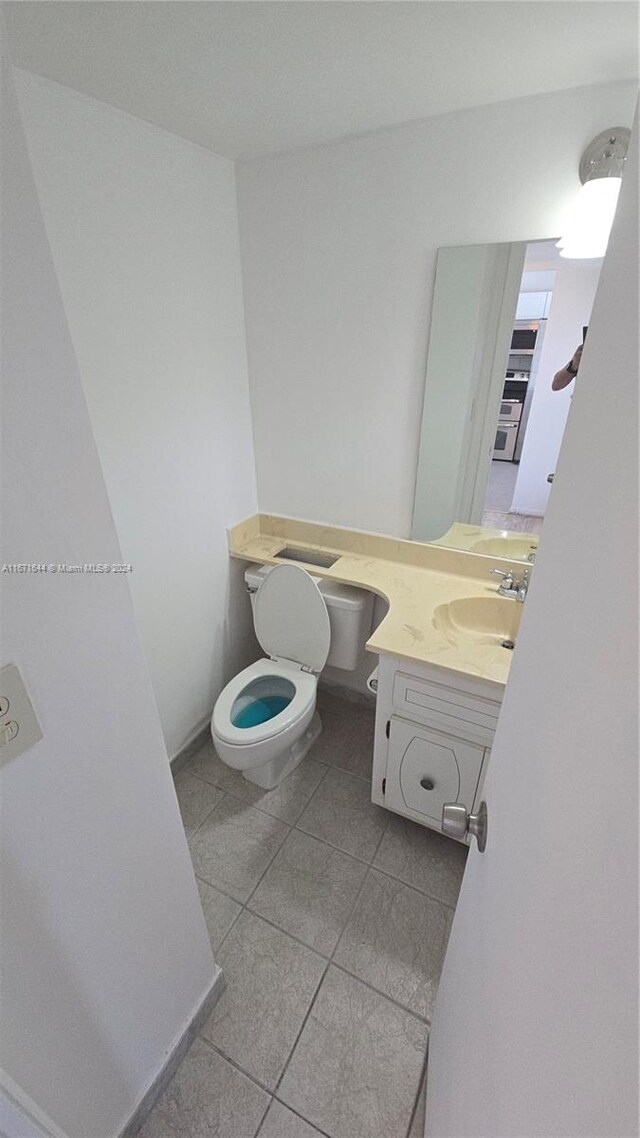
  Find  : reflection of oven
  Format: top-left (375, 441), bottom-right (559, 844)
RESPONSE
top-left (497, 399), bottom-right (522, 423)
top-left (493, 400), bottom-right (522, 461)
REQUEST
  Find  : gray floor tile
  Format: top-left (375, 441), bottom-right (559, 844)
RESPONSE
top-left (195, 877), bottom-right (242, 952)
top-left (187, 741), bottom-right (327, 824)
top-left (373, 814), bottom-right (467, 908)
top-left (297, 767), bottom-right (387, 862)
top-left (231, 759), bottom-right (327, 825)
top-left (315, 687), bottom-right (354, 718)
top-left (333, 868), bottom-right (452, 1019)
top-left (137, 1037), bottom-right (269, 1138)
top-left (187, 739), bottom-right (246, 791)
top-left (317, 686), bottom-right (375, 713)
top-left (189, 796), bottom-right (289, 903)
top-left (249, 829), bottom-right (367, 956)
top-left (202, 911), bottom-right (326, 1090)
top-left (258, 1100), bottom-right (325, 1138)
top-left (299, 706), bottom-right (350, 765)
top-left (484, 459), bottom-right (518, 512)
top-left (173, 771), bottom-right (225, 836)
top-left (279, 966), bottom-right (428, 1138)
top-left (482, 509), bottom-right (544, 535)
top-left (309, 704), bottom-right (375, 782)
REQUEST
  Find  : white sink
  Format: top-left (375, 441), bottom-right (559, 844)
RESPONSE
top-left (432, 596), bottom-right (522, 649)
top-left (471, 536), bottom-right (538, 560)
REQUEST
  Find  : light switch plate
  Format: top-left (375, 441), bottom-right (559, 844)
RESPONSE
top-left (0, 663), bottom-right (43, 766)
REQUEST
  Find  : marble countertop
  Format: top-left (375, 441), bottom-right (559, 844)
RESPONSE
top-left (433, 522), bottom-right (539, 559)
top-left (229, 515), bottom-right (529, 690)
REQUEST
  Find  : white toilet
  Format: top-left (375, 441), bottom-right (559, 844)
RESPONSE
top-left (211, 562), bottom-right (373, 790)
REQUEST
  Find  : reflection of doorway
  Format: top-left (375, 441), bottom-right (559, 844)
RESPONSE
top-left (481, 239), bottom-right (602, 534)
top-left (484, 456), bottom-right (541, 534)
top-left (483, 462), bottom-right (543, 532)
top-left (485, 461), bottom-right (519, 511)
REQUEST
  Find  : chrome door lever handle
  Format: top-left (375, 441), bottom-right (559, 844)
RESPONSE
top-left (442, 801), bottom-right (488, 852)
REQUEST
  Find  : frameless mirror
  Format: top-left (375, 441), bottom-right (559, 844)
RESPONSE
top-left (411, 238), bottom-right (604, 560)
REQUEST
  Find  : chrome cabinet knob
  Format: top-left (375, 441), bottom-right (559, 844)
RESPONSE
top-left (442, 801), bottom-right (488, 852)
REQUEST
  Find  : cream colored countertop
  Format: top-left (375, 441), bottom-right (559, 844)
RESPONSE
top-left (229, 515), bottom-right (529, 690)
top-left (433, 522), bottom-right (539, 560)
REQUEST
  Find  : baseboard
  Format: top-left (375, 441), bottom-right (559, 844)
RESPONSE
top-left (119, 971), bottom-right (225, 1138)
top-left (169, 720), bottom-right (210, 774)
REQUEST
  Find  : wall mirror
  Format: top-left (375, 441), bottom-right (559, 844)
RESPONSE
top-left (411, 238), bottom-right (604, 561)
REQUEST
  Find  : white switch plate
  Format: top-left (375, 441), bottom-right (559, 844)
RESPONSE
top-left (0, 663), bottom-right (43, 765)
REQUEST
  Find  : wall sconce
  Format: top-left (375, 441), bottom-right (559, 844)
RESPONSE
top-left (557, 127), bottom-right (630, 259)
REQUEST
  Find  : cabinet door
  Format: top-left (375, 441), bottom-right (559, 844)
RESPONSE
top-left (387, 716), bottom-right (484, 826)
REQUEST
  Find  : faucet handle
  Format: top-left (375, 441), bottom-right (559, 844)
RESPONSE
top-left (516, 567), bottom-right (530, 602)
top-left (492, 568), bottom-right (514, 584)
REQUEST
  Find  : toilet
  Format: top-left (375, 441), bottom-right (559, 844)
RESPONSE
top-left (211, 562), bottom-right (373, 790)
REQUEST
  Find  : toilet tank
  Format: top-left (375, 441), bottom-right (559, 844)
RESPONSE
top-left (244, 564), bottom-right (374, 671)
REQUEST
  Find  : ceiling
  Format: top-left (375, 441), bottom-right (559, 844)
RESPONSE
top-left (4, 2), bottom-right (638, 159)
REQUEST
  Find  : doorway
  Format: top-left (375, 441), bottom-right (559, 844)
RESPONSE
top-left (481, 239), bottom-right (603, 534)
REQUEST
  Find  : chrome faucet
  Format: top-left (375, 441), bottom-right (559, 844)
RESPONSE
top-left (492, 568), bottom-right (530, 603)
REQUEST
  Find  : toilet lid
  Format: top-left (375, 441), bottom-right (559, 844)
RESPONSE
top-left (254, 564), bottom-right (331, 673)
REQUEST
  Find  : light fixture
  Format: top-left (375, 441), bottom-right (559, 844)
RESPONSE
top-left (557, 127), bottom-right (630, 259)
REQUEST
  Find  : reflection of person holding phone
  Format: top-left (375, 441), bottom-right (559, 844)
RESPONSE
top-left (552, 326), bottom-right (588, 391)
top-left (552, 345), bottom-right (582, 390)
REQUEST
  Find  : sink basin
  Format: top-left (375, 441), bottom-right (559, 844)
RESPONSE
top-left (275, 546), bottom-right (339, 569)
top-left (471, 536), bottom-right (538, 560)
top-left (432, 597), bottom-right (522, 649)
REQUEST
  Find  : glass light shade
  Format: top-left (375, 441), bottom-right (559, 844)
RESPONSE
top-left (556, 177), bottom-right (622, 259)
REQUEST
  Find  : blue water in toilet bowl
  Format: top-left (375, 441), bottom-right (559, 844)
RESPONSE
top-left (232, 694), bottom-right (291, 729)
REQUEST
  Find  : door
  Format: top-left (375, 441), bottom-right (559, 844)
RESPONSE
top-left (386, 716), bottom-right (484, 828)
top-left (424, 116), bottom-right (638, 1138)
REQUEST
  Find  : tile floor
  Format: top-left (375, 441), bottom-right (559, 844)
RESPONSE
top-left (140, 689), bottom-right (467, 1138)
top-left (482, 508), bottom-right (544, 535)
top-left (484, 458), bottom-right (519, 512)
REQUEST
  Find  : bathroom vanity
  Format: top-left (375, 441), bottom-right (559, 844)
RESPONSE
top-left (371, 655), bottom-right (501, 841)
top-left (229, 513), bottom-right (523, 842)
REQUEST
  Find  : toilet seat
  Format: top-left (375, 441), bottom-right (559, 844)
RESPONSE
top-left (211, 565), bottom-right (331, 787)
top-left (253, 563), bottom-right (331, 672)
top-left (212, 657), bottom-right (317, 747)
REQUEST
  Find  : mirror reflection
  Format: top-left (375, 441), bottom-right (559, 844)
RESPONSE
top-left (412, 238), bottom-right (604, 560)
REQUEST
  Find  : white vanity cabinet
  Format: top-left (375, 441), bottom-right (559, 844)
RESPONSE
top-left (371, 654), bottom-right (503, 842)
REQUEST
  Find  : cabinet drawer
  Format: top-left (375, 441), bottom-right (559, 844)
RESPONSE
top-left (386, 716), bottom-right (485, 825)
top-left (393, 671), bottom-right (500, 743)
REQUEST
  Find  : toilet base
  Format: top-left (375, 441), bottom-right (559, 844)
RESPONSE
top-left (242, 712), bottom-right (322, 790)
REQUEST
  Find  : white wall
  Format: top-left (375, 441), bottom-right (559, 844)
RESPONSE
top-left (14, 70), bottom-right (259, 760)
top-left (511, 257), bottom-right (602, 515)
top-left (237, 80), bottom-right (637, 536)
top-left (1, 58), bottom-right (216, 1138)
top-left (520, 269), bottom-right (556, 292)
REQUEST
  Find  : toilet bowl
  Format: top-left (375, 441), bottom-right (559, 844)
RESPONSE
top-left (211, 563), bottom-right (331, 789)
